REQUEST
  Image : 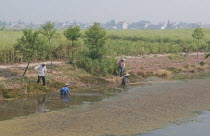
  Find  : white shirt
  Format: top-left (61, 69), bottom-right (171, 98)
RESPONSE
top-left (35, 65), bottom-right (47, 76)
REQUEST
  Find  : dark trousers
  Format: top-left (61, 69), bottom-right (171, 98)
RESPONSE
top-left (118, 66), bottom-right (124, 77)
top-left (37, 76), bottom-right (46, 86)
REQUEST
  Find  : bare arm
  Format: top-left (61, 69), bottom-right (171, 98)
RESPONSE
top-left (35, 65), bottom-right (39, 70)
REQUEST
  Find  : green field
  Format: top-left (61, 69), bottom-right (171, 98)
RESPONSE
top-left (0, 28), bottom-right (210, 64)
top-left (106, 29), bottom-right (210, 55)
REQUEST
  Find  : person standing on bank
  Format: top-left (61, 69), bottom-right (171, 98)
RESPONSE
top-left (122, 73), bottom-right (130, 85)
top-left (35, 63), bottom-right (47, 86)
top-left (118, 58), bottom-right (126, 77)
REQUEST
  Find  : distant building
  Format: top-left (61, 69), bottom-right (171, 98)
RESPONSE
top-left (129, 20), bottom-right (151, 29)
top-left (177, 22), bottom-right (201, 29)
top-left (104, 20), bottom-right (116, 29)
top-left (116, 21), bottom-right (128, 29)
top-left (146, 24), bottom-right (164, 30)
top-left (166, 20), bottom-right (178, 29)
top-left (122, 22), bottom-right (128, 29)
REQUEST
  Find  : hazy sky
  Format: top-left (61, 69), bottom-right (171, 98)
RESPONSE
top-left (1, 0), bottom-right (210, 24)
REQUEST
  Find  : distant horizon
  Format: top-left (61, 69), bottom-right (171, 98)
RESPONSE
top-left (0, 19), bottom-right (206, 25)
top-left (1, 0), bottom-right (210, 24)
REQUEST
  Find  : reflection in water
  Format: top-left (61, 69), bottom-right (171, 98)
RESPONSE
top-left (60, 95), bottom-right (70, 103)
top-left (37, 97), bottom-right (49, 113)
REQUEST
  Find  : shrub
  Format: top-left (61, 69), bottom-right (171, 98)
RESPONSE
top-left (199, 61), bottom-right (206, 66)
top-left (155, 70), bottom-right (172, 77)
top-left (76, 57), bottom-right (118, 76)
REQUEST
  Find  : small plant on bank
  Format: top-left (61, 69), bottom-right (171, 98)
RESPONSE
top-left (155, 70), bottom-right (172, 77)
top-left (199, 61), bottom-right (206, 66)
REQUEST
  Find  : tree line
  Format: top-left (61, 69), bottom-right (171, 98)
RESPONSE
top-left (15, 22), bottom-right (117, 76)
top-left (0, 24), bottom-right (208, 76)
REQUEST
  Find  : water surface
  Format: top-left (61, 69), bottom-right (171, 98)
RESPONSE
top-left (1, 71), bottom-right (210, 124)
top-left (0, 87), bottom-right (124, 121)
top-left (135, 111), bottom-right (210, 136)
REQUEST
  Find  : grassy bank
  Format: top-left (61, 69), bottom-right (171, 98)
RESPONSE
top-left (1, 53), bottom-right (210, 99)
top-left (0, 62), bottom-right (120, 99)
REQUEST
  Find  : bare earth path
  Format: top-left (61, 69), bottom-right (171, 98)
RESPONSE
top-left (0, 76), bottom-right (210, 136)
top-left (0, 61), bottom-right (64, 69)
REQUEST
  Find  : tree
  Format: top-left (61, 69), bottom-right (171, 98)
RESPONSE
top-left (192, 28), bottom-right (204, 59)
top-left (40, 22), bottom-right (57, 67)
top-left (64, 26), bottom-right (82, 66)
top-left (15, 29), bottom-right (45, 76)
top-left (85, 23), bottom-right (106, 60)
top-left (205, 54), bottom-right (210, 60)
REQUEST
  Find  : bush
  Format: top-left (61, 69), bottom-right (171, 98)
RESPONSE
top-left (155, 70), bottom-right (172, 77)
top-left (76, 57), bottom-right (118, 76)
top-left (199, 61), bottom-right (206, 66)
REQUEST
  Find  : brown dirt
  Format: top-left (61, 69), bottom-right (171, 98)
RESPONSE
top-left (0, 61), bottom-right (64, 69)
top-left (126, 53), bottom-right (210, 74)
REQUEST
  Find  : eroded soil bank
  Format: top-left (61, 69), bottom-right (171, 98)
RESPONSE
top-left (0, 73), bottom-right (210, 136)
top-left (1, 53), bottom-right (210, 99)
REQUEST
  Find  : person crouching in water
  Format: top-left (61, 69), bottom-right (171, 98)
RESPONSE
top-left (35, 63), bottom-right (47, 86)
top-left (122, 73), bottom-right (130, 85)
top-left (60, 83), bottom-right (71, 96)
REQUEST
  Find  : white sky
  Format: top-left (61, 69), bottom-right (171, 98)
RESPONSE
top-left (0, 0), bottom-right (209, 24)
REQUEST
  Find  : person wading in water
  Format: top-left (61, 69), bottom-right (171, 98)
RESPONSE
top-left (122, 73), bottom-right (130, 85)
top-left (60, 83), bottom-right (71, 96)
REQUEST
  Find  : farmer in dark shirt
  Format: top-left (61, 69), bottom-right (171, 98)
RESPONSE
top-left (118, 58), bottom-right (126, 77)
top-left (122, 73), bottom-right (130, 85)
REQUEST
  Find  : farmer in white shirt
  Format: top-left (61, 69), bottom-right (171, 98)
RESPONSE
top-left (35, 63), bottom-right (47, 86)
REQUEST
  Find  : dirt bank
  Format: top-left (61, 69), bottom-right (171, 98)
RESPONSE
top-left (126, 53), bottom-right (210, 74)
top-left (0, 53), bottom-right (209, 99)
top-left (0, 76), bottom-right (210, 136)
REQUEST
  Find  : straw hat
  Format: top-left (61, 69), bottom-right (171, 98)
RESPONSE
top-left (65, 83), bottom-right (69, 86)
top-left (124, 73), bottom-right (130, 76)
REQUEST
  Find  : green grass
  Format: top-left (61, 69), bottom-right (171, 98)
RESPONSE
top-left (105, 29), bottom-right (210, 55)
top-left (1, 28), bottom-right (210, 64)
top-left (0, 31), bottom-right (22, 49)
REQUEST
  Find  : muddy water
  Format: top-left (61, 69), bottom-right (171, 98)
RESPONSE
top-left (0, 87), bottom-right (124, 121)
top-left (1, 71), bottom-right (210, 136)
top-left (136, 111), bottom-right (210, 136)
top-left (134, 71), bottom-right (210, 136)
